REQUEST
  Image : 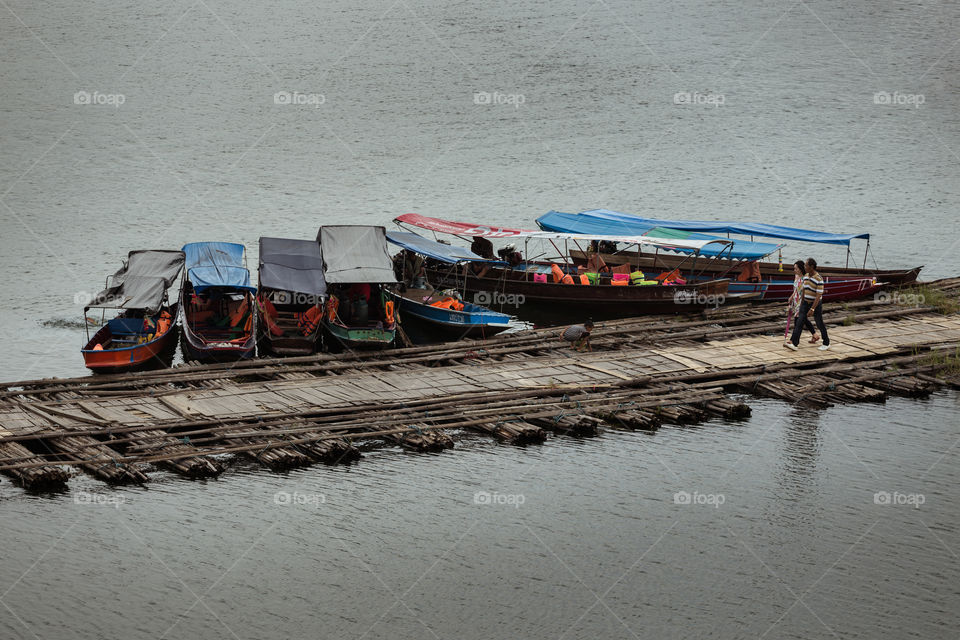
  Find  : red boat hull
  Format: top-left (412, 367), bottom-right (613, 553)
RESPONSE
top-left (81, 306), bottom-right (179, 373)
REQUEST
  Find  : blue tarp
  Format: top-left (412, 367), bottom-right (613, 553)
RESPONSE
top-left (182, 242), bottom-right (256, 292)
top-left (386, 231), bottom-right (505, 264)
top-left (543, 209), bottom-right (869, 246)
top-left (536, 211), bottom-right (781, 260)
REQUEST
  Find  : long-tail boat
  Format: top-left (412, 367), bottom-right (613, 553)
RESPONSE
top-left (538, 210), bottom-right (921, 291)
top-left (386, 230), bottom-right (511, 338)
top-left (180, 242), bottom-right (257, 361)
top-left (257, 237), bottom-right (326, 356)
top-left (81, 250), bottom-right (184, 372)
top-left (318, 225), bottom-right (398, 349)
top-left (392, 214), bottom-right (740, 318)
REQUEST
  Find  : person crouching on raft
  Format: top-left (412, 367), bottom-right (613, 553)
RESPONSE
top-left (562, 320), bottom-right (593, 352)
top-left (785, 260), bottom-right (818, 345)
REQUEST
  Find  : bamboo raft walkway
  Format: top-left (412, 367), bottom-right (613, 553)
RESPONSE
top-left (2, 279), bottom-right (959, 489)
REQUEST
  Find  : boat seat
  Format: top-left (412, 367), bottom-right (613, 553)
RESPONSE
top-left (107, 317), bottom-right (147, 335)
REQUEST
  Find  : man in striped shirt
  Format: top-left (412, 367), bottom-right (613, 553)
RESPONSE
top-left (786, 258), bottom-right (831, 351)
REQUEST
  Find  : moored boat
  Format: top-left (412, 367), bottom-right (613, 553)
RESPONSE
top-left (81, 250), bottom-right (184, 372)
top-left (386, 230), bottom-right (512, 338)
top-left (180, 242), bottom-right (257, 361)
top-left (257, 237), bottom-right (326, 356)
top-left (539, 209), bottom-right (922, 287)
top-left (394, 214), bottom-right (739, 319)
top-left (318, 225), bottom-right (398, 350)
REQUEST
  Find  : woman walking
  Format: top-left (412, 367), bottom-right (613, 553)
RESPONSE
top-left (784, 260), bottom-right (818, 345)
top-left (786, 258), bottom-right (831, 351)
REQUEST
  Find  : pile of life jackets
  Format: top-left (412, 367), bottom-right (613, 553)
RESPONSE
top-left (430, 297), bottom-right (465, 311)
top-left (550, 264), bottom-right (590, 285)
top-left (297, 305), bottom-right (323, 336)
top-left (139, 309), bottom-right (174, 343)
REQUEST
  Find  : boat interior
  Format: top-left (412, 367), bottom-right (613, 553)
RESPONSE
top-left (184, 286), bottom-right (254, 343)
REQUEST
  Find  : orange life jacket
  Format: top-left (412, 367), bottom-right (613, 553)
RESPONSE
top-left (579, 274), bottom-right (590, 285)
top-left (326, 296), bottom-right (339, 322)
top-left (385, 300), bottom-right (395, 325)
top-left (561, 274), bottom-right (574, 285)
top-left (298, 305), bottom-right (323, 336)
top-left (429, 297), bottom-right (464, 311)
top-left (256, 297), bottom-right (284, 336)
top-left (551, 264), bottom-right (565, 283)
top-left (228, 298), bottom-right (249, 328)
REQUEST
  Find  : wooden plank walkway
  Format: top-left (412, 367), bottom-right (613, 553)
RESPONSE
top-left (3, 315), bottom-right (959, 433)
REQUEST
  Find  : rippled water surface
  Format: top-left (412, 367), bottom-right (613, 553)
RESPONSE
top-left (2, 0), bottom-right (959, 637)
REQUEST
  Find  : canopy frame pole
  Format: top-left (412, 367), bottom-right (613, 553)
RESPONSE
top-left (524, 239), bottom-right (530, 281)
top-left (863, 239), bottom-right (870, 269)
top-left (845, 245), bottom-right (851, 269)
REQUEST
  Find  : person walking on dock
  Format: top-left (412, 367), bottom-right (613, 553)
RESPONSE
top-left (785, 260), bottom-right (818, 345)
top-left (562, 320), bottom-right (593, 352)
top-left (786, 258), bottom-right (830, 351)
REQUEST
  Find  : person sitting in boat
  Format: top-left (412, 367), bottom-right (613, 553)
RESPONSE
top-left (471, 235), bottom-right (494, 259)
top-left (561, 320), bottom-right (593, 352)
top-left (598, 240), bottom-right (617, 254)
top-left (497, 244), bottom-right (523, 267)
top-left (404, 252), bottom-right (427, 289)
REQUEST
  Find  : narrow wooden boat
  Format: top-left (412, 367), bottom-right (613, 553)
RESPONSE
top-left (568, 249), bottom-right (921, 288)
top-left (257, 237), bottom-right (326, 356)
top-left (389, 288), bottom-right (511, 338)
top-left (81, 250), bottom-right (184, 373)
top-left (318, 226), bottom-right (398, 350)
top-left (425, 264), bottom-right (731, 316)
top-left (393, 214), bottom-right (737, 319)
top-left (536, 210), bottom-right (922, 286)
top-left (180, 242), bottom-right (257, 361)
top-left (386, 230), bottom-right (512, 339)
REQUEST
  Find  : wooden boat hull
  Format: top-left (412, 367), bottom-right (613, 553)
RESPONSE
top-left (324, 321), bottom-right (395, 350)
top-left (81, 305), bottom-right (179, 373)
top-left (390, 291), bottom-right (511, 339)
top-left (425, 267), bottom-right (730, 317)
top-left (179, 291), bottom-right (257, 362)
top-left (707, 276), bottom-right (884, 302)
top-left (569, 249), bottom-right (922, 285)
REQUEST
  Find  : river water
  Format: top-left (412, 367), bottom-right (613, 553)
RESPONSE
top-left (1, 0), bottom-right (959, 637)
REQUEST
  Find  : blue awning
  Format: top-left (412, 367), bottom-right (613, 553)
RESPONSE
top-left (386, 231), bottom-right (505, 264)
top-left (547, 209), bottom-right (869, 246)
top-left (536, 211), bottom-right (781, 260)
top-left (182, 242), bottom-right (256, 292)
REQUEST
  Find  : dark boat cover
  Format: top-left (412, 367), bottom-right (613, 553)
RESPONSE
top-left (317, 226), bottom-right (397, 284)
top-left (258, 237), bottom-right (327, 296)
top-left (86, 250), bottom-right (185, 313)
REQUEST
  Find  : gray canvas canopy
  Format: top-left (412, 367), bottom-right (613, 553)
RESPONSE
top-left (86, 250), bottom-right (185, 313)
top-left (258, 237), bottom-right (327, 296)
top-left (317, 225), bottom-right (397, 284)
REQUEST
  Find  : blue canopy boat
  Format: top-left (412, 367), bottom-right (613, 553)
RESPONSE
top-left (180, 242), bottom-right (257, 361)
top-left (387, 230), bottom-right (512, 338)
top-left (537, 209), bottom-right (921, 287)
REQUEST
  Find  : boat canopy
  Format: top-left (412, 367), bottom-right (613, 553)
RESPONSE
top-left (182, 242), bottom-right (256, 293)
top-left (318, 225), bottom-right (398, 284)
top-left (541, 209), bottom-right (870, 246)
top-left (85, 250), bottom-right (185, 313)
top-left (386, 231), bottom-right (504, 265)
top-left (258, 237), bottom-right (327, 296)
top-left (535, 211), bottom-right (781, 259)
top-left (394, 213), bottom-right (731, 254)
